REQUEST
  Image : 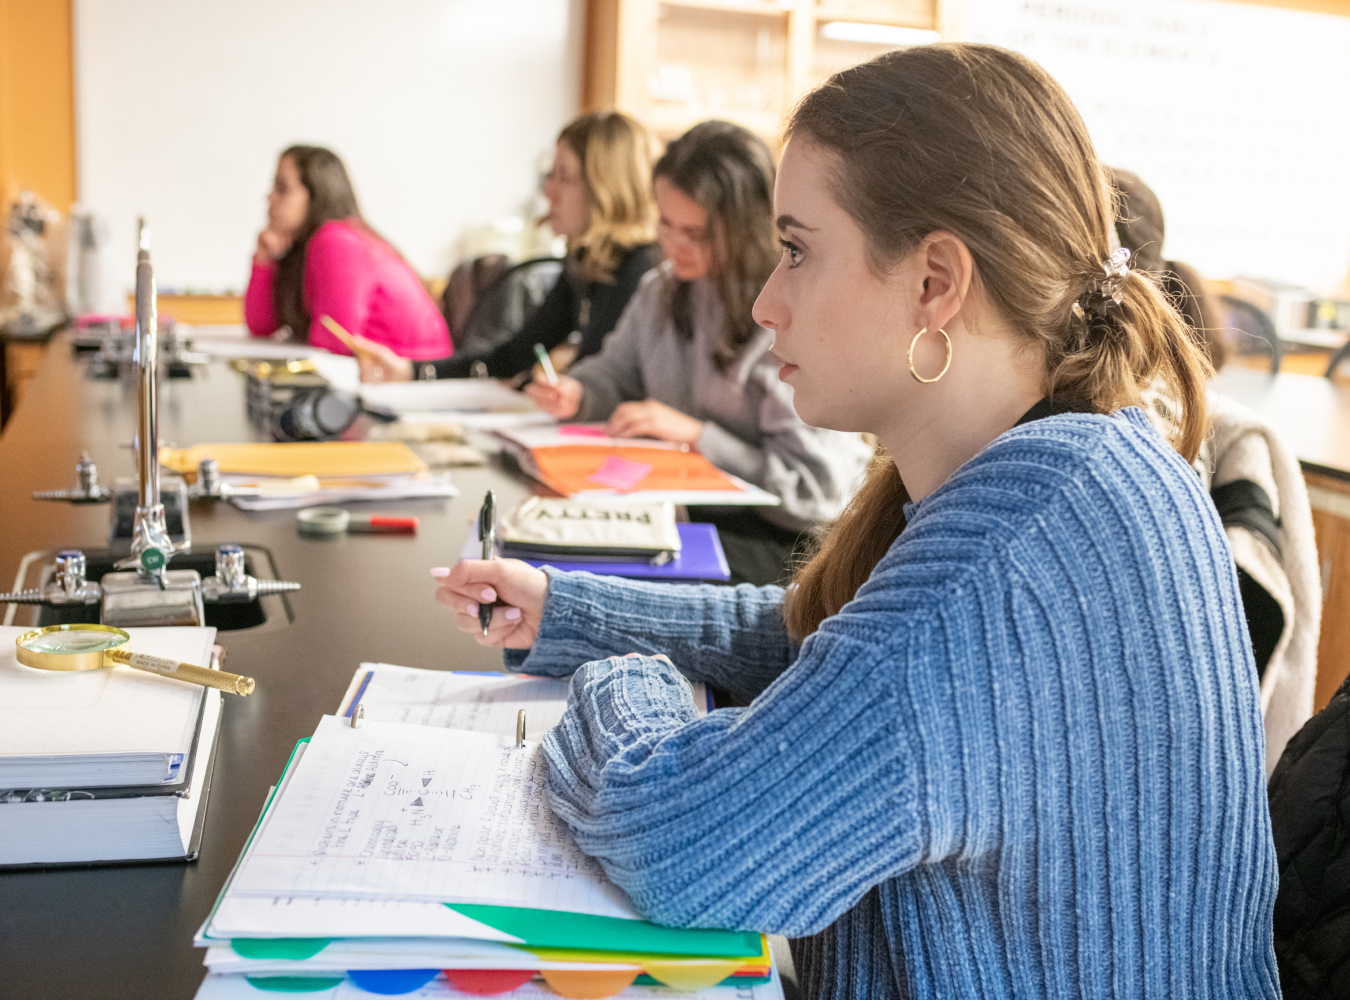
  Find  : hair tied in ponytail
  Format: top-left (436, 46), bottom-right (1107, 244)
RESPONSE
top-left (1070, 246), bottom-right (1131, 347)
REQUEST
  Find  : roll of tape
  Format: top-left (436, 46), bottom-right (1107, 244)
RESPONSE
top-left (297, 506), bottom-right (350, 536)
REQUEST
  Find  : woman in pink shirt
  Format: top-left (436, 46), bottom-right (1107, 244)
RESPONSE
top-left (244, 145), bottom-right (451, 360)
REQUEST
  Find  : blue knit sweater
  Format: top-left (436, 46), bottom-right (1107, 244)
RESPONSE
top-left (507, 408), bottom-right (1280, 999)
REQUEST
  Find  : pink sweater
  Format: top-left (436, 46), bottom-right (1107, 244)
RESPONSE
top-left (244, 219), bottom-right (451, 360)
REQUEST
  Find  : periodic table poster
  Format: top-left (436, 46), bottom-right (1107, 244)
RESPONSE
top-left (956, 0), bottom-right (1350, 290)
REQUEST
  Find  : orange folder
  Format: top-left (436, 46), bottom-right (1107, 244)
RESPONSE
top-left (530, 445), bottom-right (742, 496)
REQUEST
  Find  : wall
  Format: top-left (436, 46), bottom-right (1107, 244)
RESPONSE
top-left (956, 0), bottom-right (1350, 291)
top-left (0, 0), bottom-right (76, 212)
top-left (73, 0), bottom-right (582, 305)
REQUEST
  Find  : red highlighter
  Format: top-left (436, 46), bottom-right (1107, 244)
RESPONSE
top-left (348, 514), bottom-right (419, 534)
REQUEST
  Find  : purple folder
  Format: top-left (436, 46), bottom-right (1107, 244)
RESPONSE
top-left (521, 522), bottom-right (731, 583)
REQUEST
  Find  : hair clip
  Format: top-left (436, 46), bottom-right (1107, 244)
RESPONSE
top-left (1099, 246), bottom-right (1131, 304)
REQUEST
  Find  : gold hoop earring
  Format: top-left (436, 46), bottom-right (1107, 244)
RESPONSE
top-left (907, 327), bottom-right (952, 384)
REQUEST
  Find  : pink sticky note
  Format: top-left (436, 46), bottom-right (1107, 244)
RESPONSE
top-left (559, 424), bottom-right (609, 437)
top-left (588, 456), bottom-right (652, 490)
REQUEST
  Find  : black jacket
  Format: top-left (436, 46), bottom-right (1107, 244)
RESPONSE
top-left (1268, 671), bottom-right (1350, 998)
top-left (434, 243), bottom-right (657, 380)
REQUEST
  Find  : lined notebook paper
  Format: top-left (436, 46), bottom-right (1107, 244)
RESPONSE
top-left (227, 717), bottom-right (634, 918)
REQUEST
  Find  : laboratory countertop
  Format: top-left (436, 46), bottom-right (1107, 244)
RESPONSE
top-left (0, 334), bottom-right (537, 999)
top-left (1217, 366), bottom-right (1350, 481)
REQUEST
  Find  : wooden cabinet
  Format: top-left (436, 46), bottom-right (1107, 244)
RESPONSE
top-left (582, 0), bottom-right (941, 147)
top-left (1305, 472), bottom-right (1350, 710)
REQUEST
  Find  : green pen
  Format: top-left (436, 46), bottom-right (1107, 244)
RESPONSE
top-left (533, 343), bottom-right (559, 386)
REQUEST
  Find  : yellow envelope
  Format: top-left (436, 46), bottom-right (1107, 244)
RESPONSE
top-left (159, 442), bottom-right (427, 479)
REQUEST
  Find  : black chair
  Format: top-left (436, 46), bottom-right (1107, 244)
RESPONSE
top-left (454, 256), bottom-right (565, 358)
top-left (1219, 294), bottom-right (1282, 374)
top-left (1323, 336), bottom-right (1350, 379)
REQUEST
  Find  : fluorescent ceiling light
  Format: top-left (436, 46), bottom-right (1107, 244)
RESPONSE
top-left (819, 22), bottom-right (940, 46)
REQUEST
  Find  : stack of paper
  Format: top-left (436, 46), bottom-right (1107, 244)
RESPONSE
top-left (493, 426), bottom-right (779, 507)
top-left (358, 379), bottom-right (554, 431)
top-left (194, 665), bottom-right (781, 999)
top-left (157, 442), bottom-right (459, 511)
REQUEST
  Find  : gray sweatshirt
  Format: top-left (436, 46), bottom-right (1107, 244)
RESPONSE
top-left (567, 263), bottom-right (872, 532)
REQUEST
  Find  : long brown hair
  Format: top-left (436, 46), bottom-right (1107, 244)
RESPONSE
top-left (653, 121), bottom-right (779, 371)
top-left (782, 44), bottom-right (1213, 641)
top-left (272, 145), bottom-right (371, 340)
top-left (558, 113), bottom-right (657, 283)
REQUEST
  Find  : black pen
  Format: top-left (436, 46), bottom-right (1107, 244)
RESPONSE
top-left (478, 490), bottom-right (496, 635)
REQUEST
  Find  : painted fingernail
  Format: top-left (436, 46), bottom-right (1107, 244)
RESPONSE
top-left (466, 602), bottom-right (478, 615)
top-left (480, 587), bottom-right (496, 602)
top-left (430, 567), bottom-right (450, 577)
top-left (505, 607), bottom-right (522, 622)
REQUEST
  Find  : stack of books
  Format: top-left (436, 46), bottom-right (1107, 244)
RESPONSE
top-left (193, 664), bottom-right (781, 999)
top-left (0, 625), bottom-right (222, 867)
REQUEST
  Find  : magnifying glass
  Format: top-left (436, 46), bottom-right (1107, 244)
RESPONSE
top-left (15, 624), bottom-right (255, 696)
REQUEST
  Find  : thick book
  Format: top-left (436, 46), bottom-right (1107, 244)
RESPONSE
top-left (0, 683), bottom-right (221, 867)
top-left (0, 625), bottom-right (216, 788)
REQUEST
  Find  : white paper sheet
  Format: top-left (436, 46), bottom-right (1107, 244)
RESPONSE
top-left (339, 664), bottom-right (709, 739)
top-left (360, 379), bottom-right (539, 415)
top-left (226, 717), bottom-right (635, 918)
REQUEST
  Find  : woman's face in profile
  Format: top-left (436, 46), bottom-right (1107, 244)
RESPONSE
top-left (754, 138), bottom-right (922, 433)
top-left (543, 141), bottom-right (589, 240)
top-left (267, 155), bottom-right (309, 239)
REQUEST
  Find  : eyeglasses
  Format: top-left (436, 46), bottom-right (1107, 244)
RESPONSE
top-left (542, 165), bottom-right (582, 189)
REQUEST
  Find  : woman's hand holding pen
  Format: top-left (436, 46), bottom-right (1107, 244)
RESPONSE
top-left (432, 560), bottom-right (550, 648)
top-left (524, 373), bottom-right (583, 419)
top-left (607, 399), bottom-right (705, 445)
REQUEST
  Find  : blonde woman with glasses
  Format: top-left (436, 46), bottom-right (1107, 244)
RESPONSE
top-left (356, 112), bottom-right (658, 382)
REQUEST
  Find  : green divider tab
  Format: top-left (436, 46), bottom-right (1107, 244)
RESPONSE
top-left (244, 976), bottom-right (344, 993)
top-left (233, 938), bottom-right (332, 960)
top-left (444, 904), bottom-right (760, 958)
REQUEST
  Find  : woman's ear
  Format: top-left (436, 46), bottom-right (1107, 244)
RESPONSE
top-left (916, 232), bottom-right (974, 330)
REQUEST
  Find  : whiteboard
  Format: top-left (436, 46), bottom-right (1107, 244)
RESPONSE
top-left (73, 0), bottom-right (582, 303)
top-left (956, 0), bottom-right (1350, 289)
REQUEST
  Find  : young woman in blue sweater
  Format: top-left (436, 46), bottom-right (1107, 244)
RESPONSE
top-left (434, 44), bottom-right (1277, 999)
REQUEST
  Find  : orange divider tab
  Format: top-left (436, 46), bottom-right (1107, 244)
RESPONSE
top-left (531, 445), bottom-right (740, 496)
top-left (539, 968), bottom-right (640, 998)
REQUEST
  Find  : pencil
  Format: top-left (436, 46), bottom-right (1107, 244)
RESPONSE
top-left (533, 343), bottom-right (559, 386)
top-left (319, 314), bottom-right (372, 357)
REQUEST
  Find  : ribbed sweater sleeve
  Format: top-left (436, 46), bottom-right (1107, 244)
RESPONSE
top-left (505, 568), bottom-right (797, 703)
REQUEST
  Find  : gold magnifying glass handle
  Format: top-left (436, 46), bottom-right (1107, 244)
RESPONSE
top-left (103, 648), bottom-right (255, 696)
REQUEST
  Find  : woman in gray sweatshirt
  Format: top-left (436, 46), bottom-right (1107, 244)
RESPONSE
top-left (527, 121), bottom-right (872, 585)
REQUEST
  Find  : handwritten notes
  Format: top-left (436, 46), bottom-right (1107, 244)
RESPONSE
top-left (229, 717), bottom-right (634, 920)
